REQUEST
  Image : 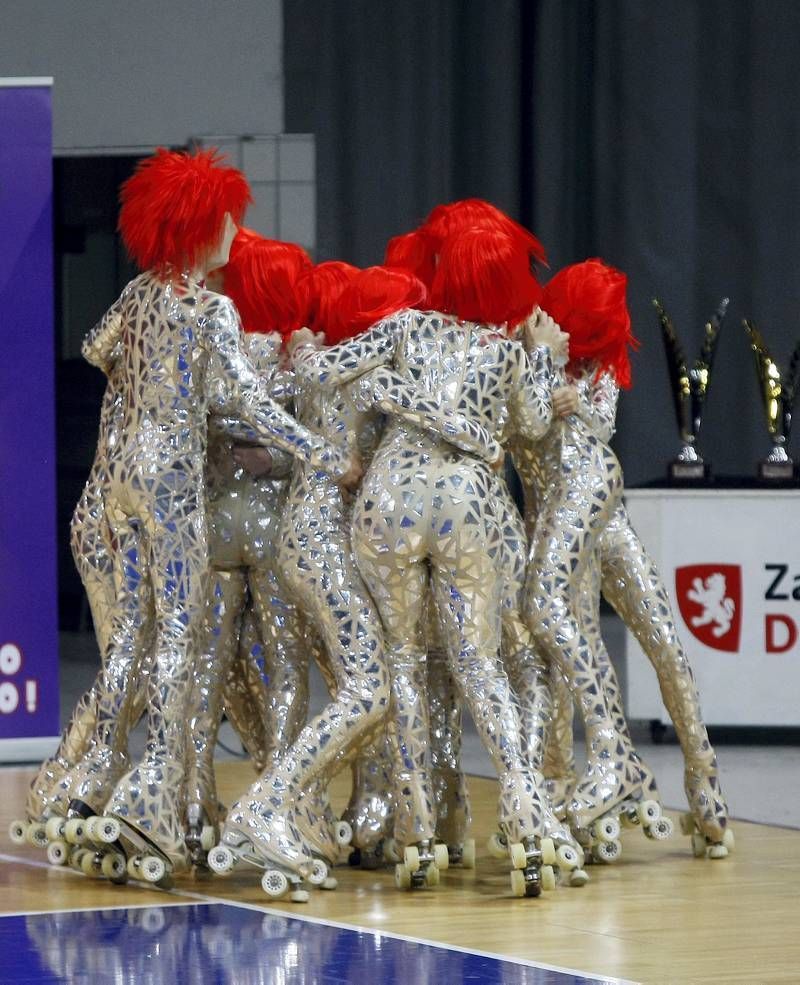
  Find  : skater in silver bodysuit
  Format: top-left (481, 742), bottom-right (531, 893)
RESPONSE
top-left (74, 149), bottom-right (356, 881)
top-left (211, 264), bottom-right (507, 897)
top-left (184, 231), bottom-right (318, 862)
top-left (538, 259), bottom-right (731, 858)
top-left (293, 233), bottom-right (573, 898)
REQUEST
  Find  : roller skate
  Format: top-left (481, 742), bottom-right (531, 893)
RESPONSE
top-left (543, 772), bottom-right (576, 821)
top-left (566, 737), bottom-right (672, 864)
top-left (342, 749), bottom-right (395, 870)
top-left (292, 781), bottom-right (352, 890)
top-left (431, 767), bottom-right (475, 869)
top-left (488, 771), bottom-right (587, 889)
top-left (184, 801), bottom-right (223, 869)
top-left (7, 752), bottom-right (76, 851)
top-left (390, 769), bottom-right (449, 891)
top-left (680, 757), bottom-right (734, 859)
top-left (207, 799), bottom-right (317, 902)
top-left (496, 769), bottom-right (579, 898)
top-left (91, 757), bottom-right (192, 888)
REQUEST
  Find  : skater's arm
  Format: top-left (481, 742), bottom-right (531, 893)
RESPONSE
top-left (291, 314), bottom-right (404, 387)
top-left (508, 343), bottom-right (556, 441)
top-left (350, 367), bottom-right (503, 464)
top-left (205, 300), bottom-right (354, 479)
top-left (82, 299), bottom-right (124, 375)
top-left (570, 367), bottom-right (619, 444)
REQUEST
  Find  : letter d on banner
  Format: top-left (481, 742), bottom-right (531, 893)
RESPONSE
top-left (0, 78), bottom-right (60, 760)
top-left (765, 614), bottom-right (798, 654)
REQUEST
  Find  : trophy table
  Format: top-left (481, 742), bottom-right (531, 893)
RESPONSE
top-left (653, 297), bottom-right (728, 483)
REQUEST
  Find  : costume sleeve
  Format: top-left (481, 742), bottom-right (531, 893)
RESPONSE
top-left (349, 366), bottom-right (502, 463)
top-left (572, 368), bottom-right (619, 444)
top-left (82, 296), bottom-right (125, 375)
top-left (292, 315), bottom-right (403, 387)
top-left (204, 298), bottom-right (351, 478)
top-left (507, 343), bottom-right (555, 441)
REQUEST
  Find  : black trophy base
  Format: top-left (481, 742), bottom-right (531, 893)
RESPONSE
top-left (758, 459), bottom-right (795, 482)
top-left (669, 460), bottom-right (710, 485)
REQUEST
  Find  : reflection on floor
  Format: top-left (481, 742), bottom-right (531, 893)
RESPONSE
top-left (1, 901), bottom-right (621, 985)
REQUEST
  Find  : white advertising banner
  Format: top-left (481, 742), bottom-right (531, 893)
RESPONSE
top-left (624, 489), bottom-right (800, 727)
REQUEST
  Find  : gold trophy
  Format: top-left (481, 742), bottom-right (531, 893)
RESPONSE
top-left (654, 297), bottom-right (728, 482)
top-left (743, 320), bottom-right (799, 481)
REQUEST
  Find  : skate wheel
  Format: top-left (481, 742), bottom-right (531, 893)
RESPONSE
top-left (433, 843), bottom-right (449, 870)
top-left (424, 863), bottom-right (440, 887)
top-left (461, 838), bottom-right (476, 869)
top-left (509, 868), bottom-right (526, 897)
top-left (691, 832), bottom-right (707, 858)
top-left (335, 820), bottom-right (353, 846)
top-left (722, 827), bottom-right (735, 852)
top-left (620, 810), bottom-right (639, 829)
top-left (646, 817), bottom-right (674, 841)
top-left (289, 889), bottom-right (310, 903)
top-left (261, 869), bottom-right (290, 898)
top-left (637, 800), bottom-right (661, 825)
top-left (8, 820), bottom-right (27, 845)
top-left (321, 876), bottom-right (338, 890)
top-left (207, 845), bottom-right (235, 874)
top-left (394, 863), bottom-right (411, 890)
top-left (569, 868), bottom-right (590, 887)
top-left (403, 845), bottom-right (420, 873)
top-left (540, 837), bottom-right (556, 866)
top-left (101, 852), bottom-right (126, 880)
top-left (45, 817), bottom-right (65, 841)
top-left (26, 823), bottom-right (47, 848)
top-left (708, 844), bottom-right (728, 860)
top-left (80, 851), bottom-right (98, 875)
top-left (680, 812), bottom-right (697, 836)
top-left (555, 844), bottom-right (580, 871)
top-left (383, 838), bottom-right (400, 863)
top-left (64, 818), bottom-right (86, 845)
top-left (509, 842), bottom-right (528, 870)
top-left (595, 839), bottom-right (622, 863)
top-left (200, 826), bottom-right (216, 852)
top-left (487, 832), bottom-right (507, 859)
top-left (541, 864), bottom-right (556, 892)
top-left (69, 848), bottom-right (89, 870)
top-left (308, 858), bottom-right (329, 886)
top-left (94, 818), bottom-right (121, 844)
top-left (140, 855), bottom-right (167, 883)
top-left (594, 816), bottom-right (621, 843)
top-left (47, 840), bottom-right (68, 866)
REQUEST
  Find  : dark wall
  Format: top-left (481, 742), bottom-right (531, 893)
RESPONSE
top-left (285, 0), bottom-right (800, 485)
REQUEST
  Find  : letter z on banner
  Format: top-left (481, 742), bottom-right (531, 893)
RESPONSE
top-left (0, 79), bottom-right (60, 758)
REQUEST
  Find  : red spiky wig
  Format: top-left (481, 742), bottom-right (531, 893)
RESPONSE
top-left (430, 227), bottom-right (542, 328)
top-left (222, 230), bottom-right (311, 337)
top-left (424, 198), bottom-right (548, 267)
top-left (295, 261), bottom-right (360, 342)
top-left (327, 266), bottom-right (428, 344)
top-left (541, 259), bottom-right (638, 389)
top-left (384, 229), bottom-right (437, 290)
top-left (118, 148), bottom-right (252, 278)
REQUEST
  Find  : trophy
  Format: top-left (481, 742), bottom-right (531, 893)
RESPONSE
top-left (743, 320), bottom-right (799, 481)
top-left (654, 297), bottom-right (728, 482)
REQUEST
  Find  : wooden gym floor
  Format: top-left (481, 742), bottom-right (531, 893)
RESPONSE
top-left (1, 761), bottom-right (798, 984)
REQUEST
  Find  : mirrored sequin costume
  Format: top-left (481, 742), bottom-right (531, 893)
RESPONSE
top-left (185, 331), bottom-right (310, 857)
top-left (556, 362), bottom-right (730, 849)
top-left (79, 271), bottom-right (352, 869)
top-left (294, 310), bottom-right (558, 856)
top-left (512, 358), bottom-right (645, 838)
top-left (218, 357), bottom-right (390, 879)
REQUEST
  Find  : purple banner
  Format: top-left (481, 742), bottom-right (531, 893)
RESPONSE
top-left (0, 82), bottom-right (59, 743)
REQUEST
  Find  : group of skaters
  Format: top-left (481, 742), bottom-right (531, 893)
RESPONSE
top-left (11, 148), bottom-right (732, 902)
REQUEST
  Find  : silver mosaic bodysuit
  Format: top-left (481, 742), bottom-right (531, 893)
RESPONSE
top-left (294, 309), bottom-right (558, 849)
top-left (80, 271), bottom-right (351, 866)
